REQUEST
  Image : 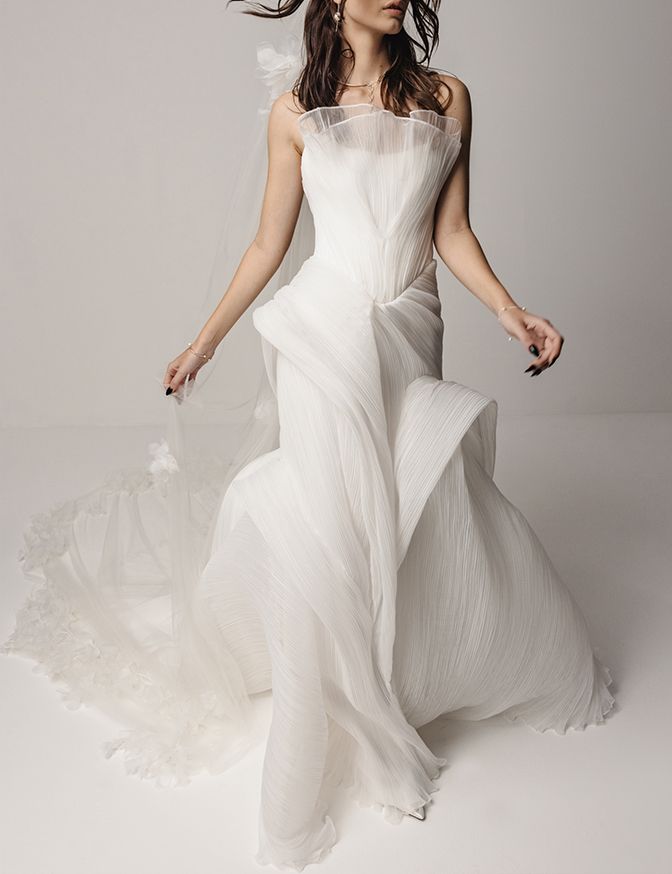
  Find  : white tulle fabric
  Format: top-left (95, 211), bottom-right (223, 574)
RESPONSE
top-left (2, 100), bottom-right (615, 871)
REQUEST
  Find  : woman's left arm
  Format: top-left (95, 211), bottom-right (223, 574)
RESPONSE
top-left (432, 74), bottom-right (563, 376)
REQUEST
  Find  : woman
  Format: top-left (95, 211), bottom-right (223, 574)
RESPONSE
top-left (3, 0), bottom-right (616, 870)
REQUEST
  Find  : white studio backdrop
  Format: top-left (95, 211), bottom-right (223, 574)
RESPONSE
top-left (1, 0), bottom-right (670, 428)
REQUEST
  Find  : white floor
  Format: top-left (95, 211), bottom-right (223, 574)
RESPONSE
top-left (1, 413), bottom-right (670, 874)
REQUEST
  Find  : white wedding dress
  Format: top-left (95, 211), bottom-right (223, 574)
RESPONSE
top-left (2, 101), bottom-right (615, 871)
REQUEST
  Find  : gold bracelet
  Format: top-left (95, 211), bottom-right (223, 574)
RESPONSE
top-left (497, 304), bottom-right (526, 321)
top-left (497, 305), bottom-right (526, 342)
top-left (186, 341), bottom-right (213, 362)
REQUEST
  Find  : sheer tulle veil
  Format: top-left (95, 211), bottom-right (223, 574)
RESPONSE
top-left (158, 19), bottom-right (313, 562)
top-left (1, 19), bottom-right (314, 785)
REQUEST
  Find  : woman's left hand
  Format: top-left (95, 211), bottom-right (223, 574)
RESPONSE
top-left (498, 307), bottom-right (564, 376)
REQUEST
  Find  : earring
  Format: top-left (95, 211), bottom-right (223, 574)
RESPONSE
top-left (333, 1), bottom-right (342, 32)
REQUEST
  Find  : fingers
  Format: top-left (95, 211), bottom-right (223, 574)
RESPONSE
top-left (522, 319), bottom-right (564, 377)
top-left (163, 361), bottom-right (181, 395)
top-left (163, 360), bottom-right (184, 394)
top-left (166, 368), bottom-right (189, 395)
top-left (163, 364), bottom-right (177, 389)
top-left (164, 360), bottom-right (201, 396)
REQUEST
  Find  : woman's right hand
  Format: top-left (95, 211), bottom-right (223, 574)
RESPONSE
top-left (163, 343), bottom-right (213, 396)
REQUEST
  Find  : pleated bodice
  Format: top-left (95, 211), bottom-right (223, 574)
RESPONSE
top-left (298, 103), bottom-right (462, 303)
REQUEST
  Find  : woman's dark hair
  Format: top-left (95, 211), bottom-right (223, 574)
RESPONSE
top-left (226, 0), bottom-right (454, 118)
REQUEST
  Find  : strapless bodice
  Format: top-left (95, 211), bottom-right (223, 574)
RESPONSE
top-left (298, 103), bottom-right (462, 302)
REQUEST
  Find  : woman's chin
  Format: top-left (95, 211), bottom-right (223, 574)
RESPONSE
top-left (378, 19), bottom-right (404, 34)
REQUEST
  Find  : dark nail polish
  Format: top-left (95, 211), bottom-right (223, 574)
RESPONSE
top-left (166, 387), bottom-right (173, 395)
top-left (524, 365), bottom-right (535, 373)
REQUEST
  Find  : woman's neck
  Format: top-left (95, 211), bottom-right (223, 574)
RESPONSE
top-left (336, 30), bottom-right (390, 85)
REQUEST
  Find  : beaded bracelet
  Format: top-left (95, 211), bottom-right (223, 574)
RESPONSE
top-left (497, 304), bottom-right (526, 341)
top-left (186, 341), bottom-right (213, 362)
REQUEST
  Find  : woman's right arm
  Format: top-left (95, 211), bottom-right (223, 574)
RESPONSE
top-left (163, 90), bottom-right (304, 394)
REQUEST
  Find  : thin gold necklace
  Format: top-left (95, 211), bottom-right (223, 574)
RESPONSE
top-left (335, 67), bottom-right (389, 103)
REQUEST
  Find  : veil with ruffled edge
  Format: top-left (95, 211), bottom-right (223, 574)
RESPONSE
top-left (0, 18), bottom-right (316, 787)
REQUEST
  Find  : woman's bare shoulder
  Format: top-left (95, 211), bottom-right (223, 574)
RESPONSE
top-left (269, 89), bottom-right (306, 125)
top-left (264, 90), bottom-right (308, 157)
top-left (434, 72), bottom-right (471, 133)
top-left (267, 90), bottom-right (307, 151)
top-left (433, 72), bottom-right (469, 111)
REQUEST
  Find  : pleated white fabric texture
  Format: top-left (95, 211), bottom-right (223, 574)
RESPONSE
top-left (2, 102), bottom-right (615, 871)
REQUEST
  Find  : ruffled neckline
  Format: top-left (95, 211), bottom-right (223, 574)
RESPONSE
top-left (298, 102), bottom-right (462, 141)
